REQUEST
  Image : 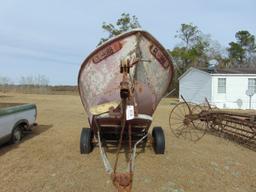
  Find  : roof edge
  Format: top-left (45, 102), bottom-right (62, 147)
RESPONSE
top-left (178, 67), bottom-right (210, 80)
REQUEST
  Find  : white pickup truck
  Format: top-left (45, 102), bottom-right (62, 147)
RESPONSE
top-left (0, 103), bottom-right (37, 145)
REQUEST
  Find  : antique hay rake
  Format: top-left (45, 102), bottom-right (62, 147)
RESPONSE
top-left (169, 96), bottom-right (256, 150)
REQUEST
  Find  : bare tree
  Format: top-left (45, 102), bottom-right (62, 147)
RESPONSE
top-left (0, 76), bottom-right (12, 93)
top-left (19, 74), bottom-right (49, 94)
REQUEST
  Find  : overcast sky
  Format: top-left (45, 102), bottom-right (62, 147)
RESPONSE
top-left (0, 0), bottom-right (255, 85)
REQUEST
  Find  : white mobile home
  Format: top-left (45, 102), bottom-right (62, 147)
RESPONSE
top-left (179, 67), bottom-right (256, 109)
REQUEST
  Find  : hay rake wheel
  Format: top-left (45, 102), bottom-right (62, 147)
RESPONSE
top-left (190, 104), bottom-right (208, 141)
top-left (169, 102), bottom-right (192, 139)
top-left (169, 102), bottom-right (207, 142)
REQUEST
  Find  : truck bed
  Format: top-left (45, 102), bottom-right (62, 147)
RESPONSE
top-left (0, 103), bottom-right (36, 117)
top-left (0, 103), bottom-right (25, 108)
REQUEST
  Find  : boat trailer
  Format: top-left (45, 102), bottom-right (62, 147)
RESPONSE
top-left (169, 96), bottom-right (256, 150)
top-left (80, 57), bottom-right (166, 192)
top-left (78, 29), bottom-right (173, 192)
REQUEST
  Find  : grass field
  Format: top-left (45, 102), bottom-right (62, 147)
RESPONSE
top-left (0, 93), bottom-right (255, 192)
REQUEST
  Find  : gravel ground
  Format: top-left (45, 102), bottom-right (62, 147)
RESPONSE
top-left (0, 93), bottom-right (255, 192)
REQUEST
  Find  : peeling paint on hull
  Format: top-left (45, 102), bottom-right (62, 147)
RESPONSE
top-left (78, 29), bottom-right (174, 123)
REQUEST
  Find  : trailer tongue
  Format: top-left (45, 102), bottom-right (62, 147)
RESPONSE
top-left (78, 29), bottom-right (174, 191)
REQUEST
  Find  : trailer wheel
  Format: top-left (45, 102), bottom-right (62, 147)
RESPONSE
top-left (11, 125), bottom-right (23, 144)
top-left (152, 127), bottom-right (165, 154)
top-left (80, 128), bottom-right (93, 154)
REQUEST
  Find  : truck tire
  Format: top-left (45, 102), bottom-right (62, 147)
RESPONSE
top-left (152, 127), bottom-right (165, 154)
top-left (11, 125), bottom-right (23, 144)
top-left (80, 128), bottom-right (93, 154)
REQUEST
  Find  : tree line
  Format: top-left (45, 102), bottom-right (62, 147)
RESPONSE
top-left (0, 74), bottom-right (49, 94)
top-left (0, 75), bottom-right (78, 95)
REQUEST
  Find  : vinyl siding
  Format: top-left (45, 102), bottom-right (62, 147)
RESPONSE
top-left (212, 75), bottom-right (256, 109)
top-left (179, 69), bottom-right (211, 104)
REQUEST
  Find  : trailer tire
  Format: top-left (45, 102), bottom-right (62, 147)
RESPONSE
top-left (80, 128), bottom-right (93, 154)
top-left (152, 127), bottom-right (165, 154)
top-left (11, 125), bottom-right (23, 144)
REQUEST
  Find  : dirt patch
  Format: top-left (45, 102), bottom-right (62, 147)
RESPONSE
top-left (0, 93), bottom-right (255, 192)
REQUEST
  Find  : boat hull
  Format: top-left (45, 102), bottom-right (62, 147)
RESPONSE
top-left (78, 29), bottom-right (174, 124)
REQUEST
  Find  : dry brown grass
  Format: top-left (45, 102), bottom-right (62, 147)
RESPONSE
top-left (0, 93), bottom-right (255, 192)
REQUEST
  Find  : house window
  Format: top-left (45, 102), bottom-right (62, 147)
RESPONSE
top-left (248, 78), bottom-right (256, 93)
top-left (218, 78), bottom-right (226, 93)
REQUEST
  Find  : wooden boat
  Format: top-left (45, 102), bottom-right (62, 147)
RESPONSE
top-left (78, 29), bottom-right (174, 191)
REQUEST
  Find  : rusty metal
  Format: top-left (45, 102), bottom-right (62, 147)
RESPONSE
top-left (169, 101), bottom-right (207, 142)
top-left (169, 96), bottom-right (256, 150)
top-left (78, 29), bottom-right (174, 191)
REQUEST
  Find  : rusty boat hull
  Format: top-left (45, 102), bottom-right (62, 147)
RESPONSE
top-left (78, 29), bottom-right (174, 140)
